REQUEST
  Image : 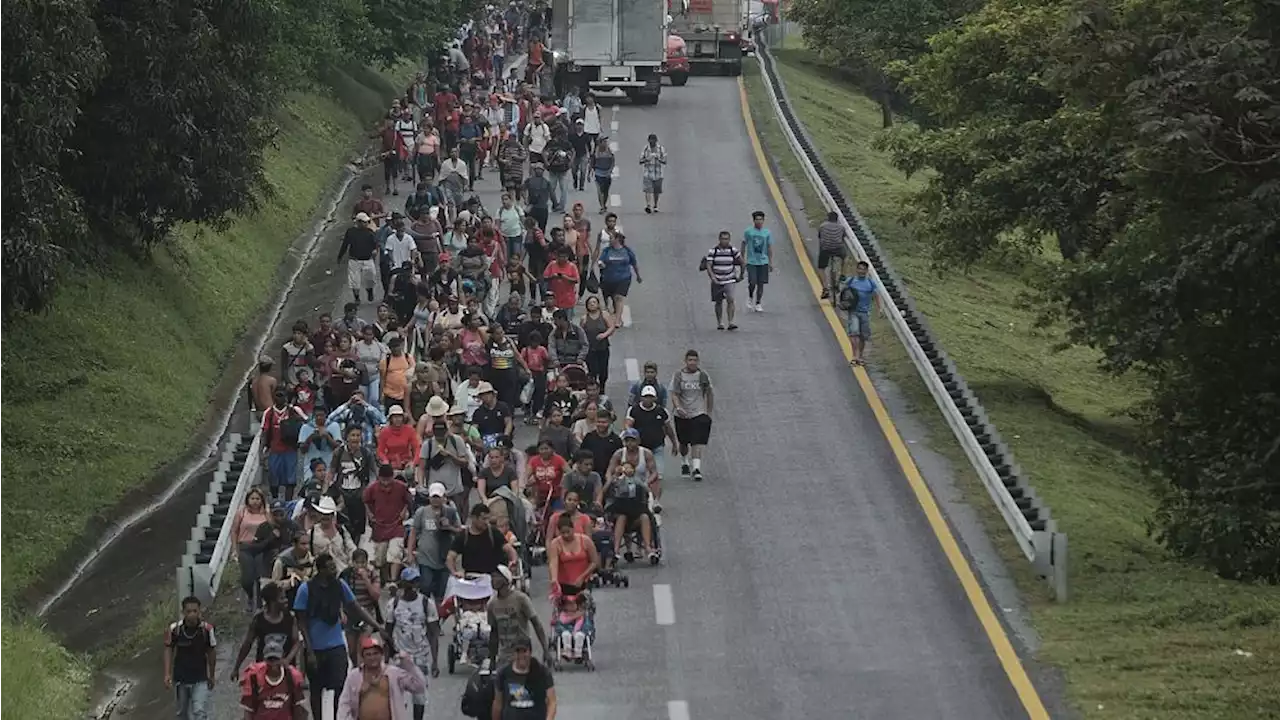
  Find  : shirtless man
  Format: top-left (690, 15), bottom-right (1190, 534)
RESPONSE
top-left (251, 356), bottom-right (278, 430)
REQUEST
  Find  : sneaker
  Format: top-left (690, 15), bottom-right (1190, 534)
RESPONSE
top-left (727, 324), bottom-right (739, 331)
top-left (821, 289), bottom-right (830, 299)
top-left (755, 303), bottom-right (764, 312)
top-left (681, 462), bottom-right (690, 476)
top-left (692, 469), bottom-right (703, 482)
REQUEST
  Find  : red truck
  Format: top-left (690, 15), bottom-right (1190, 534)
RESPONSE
top-left (662, 34), bottom-right (692, 86)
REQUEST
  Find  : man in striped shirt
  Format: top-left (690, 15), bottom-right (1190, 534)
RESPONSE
top-left (702, 230), bottom-right (745, 331)
top-left (816, 211), bottom-right (847, 300)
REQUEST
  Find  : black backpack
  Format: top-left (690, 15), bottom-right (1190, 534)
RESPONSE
top-left (460, 668), bottom-right (496, 717)
top-left (267, 408), bottom-right (304, 449)
top-left (548, 148), bottom-right (572, 172)
top-left (837, 284), bottom-right (857, 312)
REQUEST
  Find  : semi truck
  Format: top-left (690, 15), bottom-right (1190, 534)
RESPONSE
top-left (667, 0), bottom-right (744, 76)
top-left (548, 0), bottom-right (667, 104)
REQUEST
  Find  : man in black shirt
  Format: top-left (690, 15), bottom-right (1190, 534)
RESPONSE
top-left (569, 118), bottom-right (591, 191)
top-left (496, 293), bottom-right (530, 339)
top-left (163, 596), bottom-right (217, 717)
top-left (448, 503), bottom-right (518, 576)
top-left (578, 413), bottom-right (622, 477)
top-left (472, 382), bottom-right (514, 441)
top-left (523, 164), bottom-right (553, 232)
top-left (625, 385), bottom-right (678, 513)
top-left (491, 636), bottom-right (557, 720)
top-left (337, 213), bottom-right (380, 302)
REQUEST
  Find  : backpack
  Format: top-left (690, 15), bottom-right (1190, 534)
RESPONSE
top-left (548, 147), bottom-right (572, 172)
top-left (460, 668), bottom-right (496, 717)
top-left (837, 284), bottom-right (858, 312)
top-left (265, 408), bottom-right (303, 449)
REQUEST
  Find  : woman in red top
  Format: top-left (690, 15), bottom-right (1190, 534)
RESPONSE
top-left (376, 405), bottom-right (421, 472)
top-left (525, 439), bottom-right (568, 510)
top-left (547, 490), bottom-right (594, 539)
top-left (546, 512), bottom-right (599, 597)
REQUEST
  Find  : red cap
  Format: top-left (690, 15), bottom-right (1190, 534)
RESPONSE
top-left (360, 635), bottom-right (384, 652)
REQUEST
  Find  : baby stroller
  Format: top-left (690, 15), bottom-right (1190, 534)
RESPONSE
top-left (548, 591), bottom-right (597, 672)
top-left (440, 575), bottom-right (494, 674)
top-left (555, 362), bottom-right (590, 392)
top-left (588, 513), bottom-right (629, 588)
top-left (487, 486), bottom-right (534, 593)
top-left (605, 483), bottom-right (663, 566)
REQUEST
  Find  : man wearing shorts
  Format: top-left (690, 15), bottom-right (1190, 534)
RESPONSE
top-left (338, 212), bottom-right (379, 303)
top-left (742, 210), bottom-right (774, 312)
top-left (816, 211), bottom-right (848, 300)
top-left (363, 463), bottom-right (413, 581)
top-left (842, 260), bottom-right (881, 366)
top-left (639, 133), bottom-right (667, 214)
top-left (669, 350), bottom-right (715, 482)
top-left (703, 231), bottom-right (744, 331)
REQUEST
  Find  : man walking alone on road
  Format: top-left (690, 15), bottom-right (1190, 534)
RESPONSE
top-left (701, 231), bottom-right (744, 331)
top-left (640, 133), bottom-right (667, 214)
top-left (742, 210), bottom-right (774, 312)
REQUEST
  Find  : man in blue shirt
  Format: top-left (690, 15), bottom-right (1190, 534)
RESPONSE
top-left (742, 210), bottom-right (774, 312)
top-left (293, 553), bottom-right (385, 720)
top-left (842, 260), bottom-right (881, 366)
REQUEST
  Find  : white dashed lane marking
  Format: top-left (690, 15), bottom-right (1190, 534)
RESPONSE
top-left (610, 193), bottom-right (621, 207)
top-left (621, 304), bottom-right (633, 327)
top-left (654, 583), bottom-right (675, 625)
top-left (668, 701), bottom-right (691, 720)
top-left (625, 358), bottom-right (640, 382)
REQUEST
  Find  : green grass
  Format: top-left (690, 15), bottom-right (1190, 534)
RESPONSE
top-left (744, 51), bottom-right (1280, 720)
top-left (0, 63), bottom-right (406, 720)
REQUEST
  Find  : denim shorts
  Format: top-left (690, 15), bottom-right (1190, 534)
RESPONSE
top-left (846, 311), bottom-right (872, 341)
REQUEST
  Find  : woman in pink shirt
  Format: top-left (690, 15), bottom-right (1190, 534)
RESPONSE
top-left (232, 487), bottom-right (270, 610)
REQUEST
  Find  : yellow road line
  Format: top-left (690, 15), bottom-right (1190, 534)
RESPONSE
top-left (737, 77), bottom-right (1052, 720)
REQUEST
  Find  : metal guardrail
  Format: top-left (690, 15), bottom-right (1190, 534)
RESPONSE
top-left (754, 42), bottom-right (1069, 600)
top-left (176, 429), bottom-right (259, 610)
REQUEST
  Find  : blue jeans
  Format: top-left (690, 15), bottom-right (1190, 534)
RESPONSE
top-left (174, 682), bottom-right (210, 720)
top-left (420, 564), bottom-right (451, 603)
top-left (361, 377), bottom-right (381, 411)
top-left (267, 451), bottom-right (298, 492)
top-left (550, 171), bottom-right (570, 212)
top-left (505, 234), bottom-right (523, 262)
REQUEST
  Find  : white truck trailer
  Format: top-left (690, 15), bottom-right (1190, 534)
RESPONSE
top-left (549, 0), bottom-right (667, 104)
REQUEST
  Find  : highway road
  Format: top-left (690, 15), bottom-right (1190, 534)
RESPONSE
top-left (182, 76), bottom-right (1041, 720)
top-left (409, 78), bottom-right (1037, 719)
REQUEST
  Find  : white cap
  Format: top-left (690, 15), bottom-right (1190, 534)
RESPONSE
top-left (640, 385), bottom-right (658, 397)
top-left (428, 482), bottom-right (448, 497)
top-left (355, 212), bottom-right (372, 223)
top-left (495, 565), bottom-right (514, 583)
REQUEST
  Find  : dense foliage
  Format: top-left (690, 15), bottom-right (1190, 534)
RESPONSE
top-left (2, 0), bottom-right (472, 314)
top-left (797, 0), bottom-right (1280, 580)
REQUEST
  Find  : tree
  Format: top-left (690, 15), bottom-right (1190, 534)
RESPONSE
top-left (361, 0), bottom-right (469, 70)
top-left (1, 0), bottom-right (104, 314)
top-left (68, 0), bottom-right (286, 250)
top-left (787, 0), bottom-right (978, 126)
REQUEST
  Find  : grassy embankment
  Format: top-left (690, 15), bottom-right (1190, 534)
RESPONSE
top-left (0, 64), bottom-right (407, 720)
top-left (743, 49), bottom-right (1280, 719)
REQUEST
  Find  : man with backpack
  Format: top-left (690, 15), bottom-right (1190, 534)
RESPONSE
top-left (670, 350), bottom-right (715, 482)
top-left (262, 389), bottom-right (307, 500)
top-left (543, 126), bottom-right (575, 213)
top-left (700, 231), bottom-right (745, 331)
top-left (839, 260), bottom-right (883, 367)
top-left (238, 636), bottom-right (306, 720)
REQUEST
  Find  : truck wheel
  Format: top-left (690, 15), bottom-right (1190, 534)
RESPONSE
top-left (670, 72), bottom-right (689, 87)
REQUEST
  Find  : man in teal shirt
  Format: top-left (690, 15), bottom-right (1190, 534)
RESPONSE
top-left (742, 210), bottom-right (774, 312)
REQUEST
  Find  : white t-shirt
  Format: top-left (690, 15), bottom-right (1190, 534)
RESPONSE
top-left (387, 232), bottom-right (417, 268)
top-left (526, 122), bottom-right (551, 154)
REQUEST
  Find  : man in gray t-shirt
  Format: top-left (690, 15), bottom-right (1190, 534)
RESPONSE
top-left (407, 483), bottom-right (462, 602)
top-left (669, 349), bottom-right (715, 482)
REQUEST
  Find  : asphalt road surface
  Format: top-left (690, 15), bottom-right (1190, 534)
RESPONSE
top-left (196, 77), bottom-right (1034, 720)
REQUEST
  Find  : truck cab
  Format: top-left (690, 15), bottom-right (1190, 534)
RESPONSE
top-left (666, 0), bottom-right (744, 76)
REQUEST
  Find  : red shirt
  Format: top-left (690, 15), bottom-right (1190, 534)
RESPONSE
top-left (239, 663), bottom-right (305, 720)
top-left (543, 261), bottom-right (580, 310)
top-left (528, 454), bottom-right (567, 505)
top-left (446, 109), bottom-right (462, 134)
top-left (377, 424), bottom-right (421, 470)
top-left (262, 406), bottom-right (304, 454)
top-left (434, 92), bottom-right (457, 126)
top-left (353, 198), bottom-right (385, 218)
top-left (363, 479), bottom-right (412, 542)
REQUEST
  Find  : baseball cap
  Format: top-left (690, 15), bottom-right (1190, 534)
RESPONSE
top-left (621, 428), bottom-right (640, 440)
top-left (640, 385), bottom-right (658, 397)
top-left (400, 566), bottom-right (422, 582)
top-left (355, 212), bottom-right (372, 223)
top-left (428, 482), bottom-right (448, 497)
top-left (511, 635), bottom-right (533, 650)
top-left (494, 565), bottom-right (514, 583)
top-left (360, 635), bottom-right (385, 652)
top-left (270, 500), bottom-right (287, 513)
top-left (263, 635), bottom-right (286, 660)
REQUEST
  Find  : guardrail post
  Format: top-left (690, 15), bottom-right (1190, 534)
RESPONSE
top-left (1052, 533), bottom-right (1069, 602)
